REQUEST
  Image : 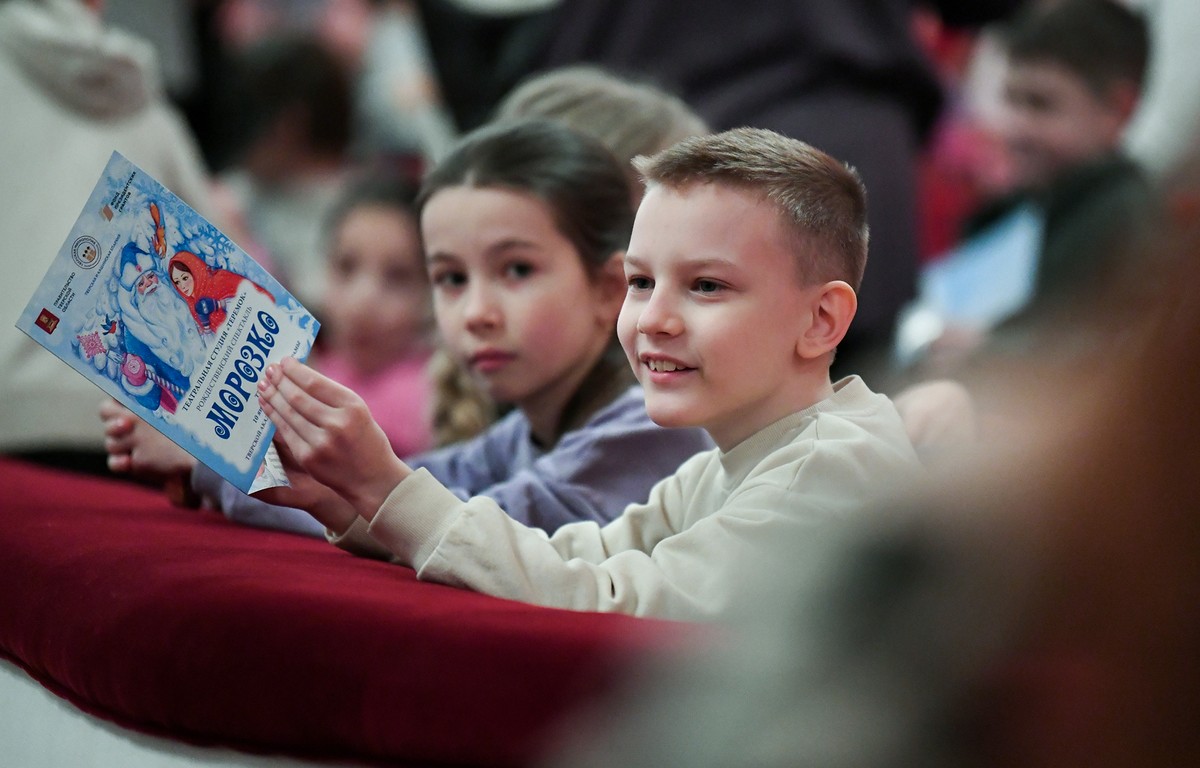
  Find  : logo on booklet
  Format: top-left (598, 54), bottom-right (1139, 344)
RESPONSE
top-left (35, 308), bottom-right (60, 334)
top-left (71, 235), bottom-right (101, 270)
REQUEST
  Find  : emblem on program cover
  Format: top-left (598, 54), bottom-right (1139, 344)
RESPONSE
top-left (34, 308), bottom-right (60, 334)
top-left (71, 235), bottom-right (101, 269)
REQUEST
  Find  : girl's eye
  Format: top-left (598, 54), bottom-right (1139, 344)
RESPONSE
top-left (627, 275), bottom-right (653, 291)
top-left (430, 270), bottom-right (467, 290)
top-left (503, 261), bottom-right (535, 280)
top-left (694, 279), bottom-right (724, 294)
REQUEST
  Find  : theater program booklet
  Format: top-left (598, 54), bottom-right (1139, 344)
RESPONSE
top-left (15, 152), bottom-right (320, 493)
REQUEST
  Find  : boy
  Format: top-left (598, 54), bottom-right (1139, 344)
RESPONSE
top-left (896, 0), bottom-right (1153, 370)
top-left (259, 128), bottom-right (920, 621)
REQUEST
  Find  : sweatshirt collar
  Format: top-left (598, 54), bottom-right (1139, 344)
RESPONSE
top-left (717, 375), bottom-right (870, 478)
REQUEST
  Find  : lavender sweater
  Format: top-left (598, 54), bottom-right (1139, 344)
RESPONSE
top-left (192, 385), bottom-right (713, 537)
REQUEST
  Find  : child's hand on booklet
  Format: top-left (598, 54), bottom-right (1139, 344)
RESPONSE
top-left (258, 358), bottom-right (411, 522)
top-left (101, 399), bottom-right (196, 479)
top-left (253, 452), bottom-right (360, 535)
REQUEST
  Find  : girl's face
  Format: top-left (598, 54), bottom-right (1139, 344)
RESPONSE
top-left (422, 185), bottom-right (623, 439)
top-left (323, 204), bottom-right (430, 375)
top-left (170, 265), bottom-right (194, 297)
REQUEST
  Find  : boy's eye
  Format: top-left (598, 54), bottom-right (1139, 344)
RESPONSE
top-left (627, 275), bottom-right (653, 291)
top-left (694, 279), bottom-right (723, 294)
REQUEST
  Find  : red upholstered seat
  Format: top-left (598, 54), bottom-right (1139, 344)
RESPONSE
top-left (0, 458), bottom-right (695, 767)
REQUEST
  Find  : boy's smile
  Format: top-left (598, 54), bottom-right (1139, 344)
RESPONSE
top-left (618, 182), bottom-right (831, 451)
top-left (641, 354), bottom-right (694, 377)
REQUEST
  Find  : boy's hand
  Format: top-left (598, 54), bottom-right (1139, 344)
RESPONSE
top-left (100, 398), bottom-right (196, 479)
top-left (253, 449), bottom-right (360, 535)
top-left (258, 358), bottom-right (410, 521)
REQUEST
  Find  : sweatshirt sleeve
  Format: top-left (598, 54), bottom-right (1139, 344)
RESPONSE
top-left (353, 415), bottom-right (915, 621)
top-left (351, 452), bottom-right (813, 621)
top-left (357, 465), bottom-right (701, 618)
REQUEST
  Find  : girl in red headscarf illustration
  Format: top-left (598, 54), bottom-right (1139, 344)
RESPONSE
top-left (168, 250), bottom-right (274, 333)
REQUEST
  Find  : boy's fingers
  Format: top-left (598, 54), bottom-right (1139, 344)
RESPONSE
top-left (260, 385), bottom-right (304, 443)
top-left (260, 380), bottom-right (325, 454)
top-left (278, 358), bottom-right (356, 407)
top-left (268, 370), bottom-right (337, 429)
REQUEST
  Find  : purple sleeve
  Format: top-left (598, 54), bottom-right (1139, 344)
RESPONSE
top-left (191, 463), bottom-right (327, 538)
top-left (412, 388), bottom-right (713, 532)
top-left (405, 409), bottom-right (527, 501)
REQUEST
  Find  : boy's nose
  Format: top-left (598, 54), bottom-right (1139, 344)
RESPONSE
top-left (636, 292), bottom-right (683, 336)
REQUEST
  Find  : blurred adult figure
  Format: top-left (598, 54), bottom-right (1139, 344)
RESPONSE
top-left (0, 0), bottom-right (212, 472)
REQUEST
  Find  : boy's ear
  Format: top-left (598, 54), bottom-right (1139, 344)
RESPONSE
top-left (797, 280), bottom-right (857, 360)
top-left (593, 252), bottom-right (628, 322)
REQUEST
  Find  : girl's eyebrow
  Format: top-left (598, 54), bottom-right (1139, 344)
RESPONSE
top-left (483, 237), bottom-right (542, 258)
top-left (426, 238), bottom-right (542, 265)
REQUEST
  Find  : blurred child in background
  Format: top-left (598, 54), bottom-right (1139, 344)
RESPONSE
top-left (889, 0), bottom-right (1154, 455)
top-left (896, 0), bottom-right (1153, 375)
top-left (496, 64), bottom-right (709, 204)
top-left (311, 173), bottom-right (434, 458)
top-left (209, 33), bottom-right (357, 311)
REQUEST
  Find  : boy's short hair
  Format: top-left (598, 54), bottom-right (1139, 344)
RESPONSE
top-left (634, 127), bottom-right (869, 290)
top-left (1002, 0), bottom-right (1149, 96)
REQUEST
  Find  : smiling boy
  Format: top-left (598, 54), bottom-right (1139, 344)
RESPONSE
top-left (260, 127), bottom-right (920, 621)
top-left (621, 170), bottom-right (852, 451)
